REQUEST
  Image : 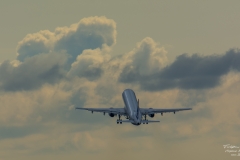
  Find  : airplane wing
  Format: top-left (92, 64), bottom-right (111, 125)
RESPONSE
top-left (140, 108), bottom-right (192, 115)
top-left (75, 107), bottom-right (127, 116)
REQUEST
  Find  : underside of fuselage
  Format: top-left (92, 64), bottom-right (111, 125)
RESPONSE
top-left (132, 122), bottom-right (141, 126)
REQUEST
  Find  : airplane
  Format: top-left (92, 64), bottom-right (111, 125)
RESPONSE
top-left (76, 89), bottom-right (192, 125)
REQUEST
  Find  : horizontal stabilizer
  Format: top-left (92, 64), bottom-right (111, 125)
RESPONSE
top-left (116, 120), bottom-right (160, 124)
top-left (142, 120), bottom-right (160, 123)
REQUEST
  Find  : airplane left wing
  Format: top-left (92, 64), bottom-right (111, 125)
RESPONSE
top-left (75, 107), bottom-right (127, 116)
top-left (140, 108), bottom-right (192, 115)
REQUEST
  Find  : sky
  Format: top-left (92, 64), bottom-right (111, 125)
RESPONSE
top-left (1, 1), bottom-right (240, 159)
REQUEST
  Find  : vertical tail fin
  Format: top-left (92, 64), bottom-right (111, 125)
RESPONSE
top-left (137, 99), bottom-right (140, 113)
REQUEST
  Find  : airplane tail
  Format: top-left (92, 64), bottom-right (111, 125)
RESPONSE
top-left (137, 99), bottom-right (140, 112)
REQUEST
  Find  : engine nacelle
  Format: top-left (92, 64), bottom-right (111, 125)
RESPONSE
top-left (148, 113), bottom-right (155, 118)
top-left (108, 113), bottom-right (115, 117)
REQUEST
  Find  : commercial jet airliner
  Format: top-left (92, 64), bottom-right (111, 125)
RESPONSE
top-left (76, 89), bottom-right (192, 125)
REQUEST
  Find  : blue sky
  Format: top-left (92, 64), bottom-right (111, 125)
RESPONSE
top-left (1, 1), bottom-right (240, 159)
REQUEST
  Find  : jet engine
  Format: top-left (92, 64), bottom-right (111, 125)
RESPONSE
top-left (108, 113), bottom-right (115, 117)
top-left (148, 113), bottom-right (155, 118)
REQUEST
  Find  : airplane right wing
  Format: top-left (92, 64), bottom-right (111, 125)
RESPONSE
top-left (140, 108), bottom-right (192, 115)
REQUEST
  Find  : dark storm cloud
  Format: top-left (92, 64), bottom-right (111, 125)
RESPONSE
top-left (119, 49), bottom-right (240, 91)
top-left (0, 53), bottom-right (67, 91)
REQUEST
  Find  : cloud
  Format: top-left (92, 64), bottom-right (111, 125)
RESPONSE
top-left (55, 16), bottom-right (116, 63)
top-left (0, 53), bottom-right (67, 91)
top-left (17, 16), bottom-right (117, 64)
top-left (17, 30), bottom-right (54, 61)
top-left (119, 48), bottom-right (240, 91)
top-left (119, 37), bottom-right (168, 83)
top-left (67, 48), bottom-right (106, 81)
top-left (3, 17), bottom-right (117, 92)
top-left (0, 125), bottom-right (42, 140)
top-left (2, 16), bottom-right (240, 160)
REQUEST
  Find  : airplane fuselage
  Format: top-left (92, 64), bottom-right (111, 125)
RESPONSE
top-left (122, 89), bottom-right (142, 125)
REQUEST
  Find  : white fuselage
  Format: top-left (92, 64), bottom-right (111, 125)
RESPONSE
top-left (122, 89), bottom-right (142, 125)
